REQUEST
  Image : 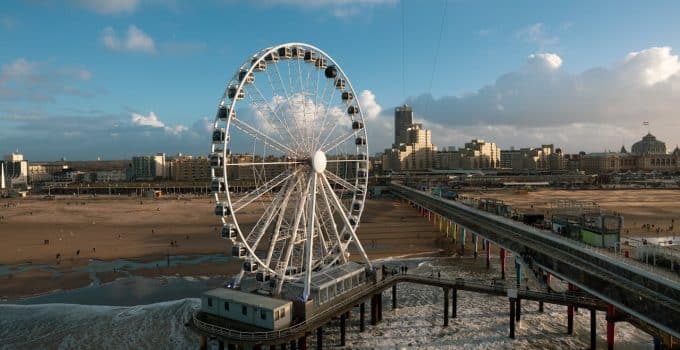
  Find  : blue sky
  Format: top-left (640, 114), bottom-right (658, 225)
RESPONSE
top-left (2, 0), bottom-right (680, 160)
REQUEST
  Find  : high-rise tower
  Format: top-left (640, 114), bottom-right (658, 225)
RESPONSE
top-left (394, 104), bottom-right (413, 147)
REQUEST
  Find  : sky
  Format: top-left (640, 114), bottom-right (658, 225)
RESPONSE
top-left (2, 0), bottom-right (680, 160)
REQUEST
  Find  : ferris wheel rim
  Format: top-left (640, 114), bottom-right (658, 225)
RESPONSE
top-left (211, 42), bottom-right (371, 285)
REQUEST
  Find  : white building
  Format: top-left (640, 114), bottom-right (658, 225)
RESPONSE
top-left (201, 288), bottom-right (292, 330)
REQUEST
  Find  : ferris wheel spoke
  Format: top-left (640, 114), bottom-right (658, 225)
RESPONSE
top-left (231, 117), bottom-right (300, 157)
top-left (321, 130), bottom-right (357, 154)
top-left (232, 169), bottom-right (299, 213)
top-left (295, 58), bottom-right (315, 153)
top-left (318, 175), bottom-right (347, 264)
top-left (244, 174), bottom-right (294, 249)
top-left (272, 63), bottom-right (310, 153)
top-left (313, 71), bottom-right (342, 150)
top-left (276, 174), bottom-right (312, 294)
top-left (326, 159), bottom-right (365, 163)
top-left (242, 89), bottom-right (291, 151)
top-left (227, 161), bottom-right (303, 167)
top-left (324, 170), bottom-right (362, 193)
top-left (246, 83), bottom-right (306, 153)
top-left (265, 174), bottom-right (300, 268)
top-left (314, 213), bottom-right (329, 258)
top-left (320, 173), bottom-right (371, 267)
top-left (302, 172), bottom-right (317, 300)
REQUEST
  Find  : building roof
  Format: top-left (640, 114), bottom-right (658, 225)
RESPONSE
top-left (203, 288), bottom-right (291, 309)
top-left (291, 262), bottom-right (366, 290)
top-left (632, 132), bottom-right (667, 155)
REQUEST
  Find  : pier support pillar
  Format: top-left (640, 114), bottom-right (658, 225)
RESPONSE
top-left (290, 340), bottom-right (297, 350)
top-left (340, 313), bottom-right (347, 346)
top-left (515, 298), bottom-right (521, 322)
top-left (500, 248), bottom-right (507, 279)
top-left (298, 334), bottom-right (307, 350)
top-left (460, 227), bottom-right (466, 252)
top-left (567, 305), bottom-right (574, 335)
top-left (509, 298), bottom-right (516, 339)
top-left (444, 288), bottom-right (450, 327)
top-left (515, 258), bottom-right (522, 288)
top-left (316, 327), bottom-right (323, 350)
top-left (486, 240), bottom-right (491, 269)
top-left (567, 283), bottom-right (574, 335)
top-left (392, 284), bottom-right (397, 310)
top-left (378, 292), bottom-right (383, 322)
top-left (473, 234), bottom-right (478, 259)
top-left (199, 335), bottom-right (207, 350)
top-left (452, 288), bottom-right (458, 318)
top-left (538, 301), bottom-right (544, 313)
top-left (590, 309), bottom-right (597, 350)
top-left (360, 302), bottom-right (366, 332)
top-left (607, 304), bottom-right (616, 350)
top-left (370, 294), bottom-right (378, 325)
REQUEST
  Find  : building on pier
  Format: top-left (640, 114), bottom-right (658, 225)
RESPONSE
top-left (201, 288), bottom-right (292, 331)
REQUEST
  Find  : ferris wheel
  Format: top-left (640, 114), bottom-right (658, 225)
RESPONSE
top-left (210, 43), bottom-right (372, 299)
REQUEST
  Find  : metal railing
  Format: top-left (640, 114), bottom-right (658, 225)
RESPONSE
top-left (191, 274), bottom-right (602, 343)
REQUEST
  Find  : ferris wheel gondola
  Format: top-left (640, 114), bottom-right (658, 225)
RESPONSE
top-left (210, 43), bottom-right (372, 299)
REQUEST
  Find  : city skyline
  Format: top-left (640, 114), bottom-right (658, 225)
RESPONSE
top-left (3, 1), bottom-right (680, 159)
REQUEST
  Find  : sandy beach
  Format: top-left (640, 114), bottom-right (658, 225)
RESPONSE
top-left (461, 188), bottom-right (680, 236)
top-left (0, 197), bottom-right (444, 299)
top-left (2, 188), bottom-right (679, 299)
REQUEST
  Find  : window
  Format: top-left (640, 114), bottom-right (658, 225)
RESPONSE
top-left (275, 310), bottom-right (280, 320)
top-left (224, 302), bottom-right (229, 311)
top-left (280, 307), bottom-right (286, 318)
top-left (207, 297), bottom-right (212, 307)
top-left (260, 310), bottom-right (266, 320)
top-left (242, 306), bottom-right (247, 315)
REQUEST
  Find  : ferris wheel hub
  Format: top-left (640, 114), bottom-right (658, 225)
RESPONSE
top-left (311, 150), bottom-right (327, 174)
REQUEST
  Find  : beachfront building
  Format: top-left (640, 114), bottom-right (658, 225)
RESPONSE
top-left (579, 133), bottom-right (680, 174)
top-left (435, 139), bottom-right (500, 170)
top-left (201, 288), bottom-right (292, 331)
top-left (169, 155), bottom-right (210, 182)
top-left (400, 123), bottom-right (438, 171)
top-left (1, 152), bottom-right (28, 189)
top-left (499, 144), bottom-right (563, 173)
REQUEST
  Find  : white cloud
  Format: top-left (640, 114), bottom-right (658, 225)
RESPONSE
top-left (101, 25), bottom-right (156, 54)
top-left (72, 0), bottom-right (140, 15)
top-left (131, 111), bottom-right (165, 128)
top-left (358, 90), bottom-right (381, 120)
top-left (620, 47), bottom-right (680, 85)
top-left (131, 111), bottom-right (188, 135)
top-left (404, 46), bottom-right (680, 153)
top-left (516, 22), bottom-right (559, 48)
top-left (527, 53), bottom-right (562, 70)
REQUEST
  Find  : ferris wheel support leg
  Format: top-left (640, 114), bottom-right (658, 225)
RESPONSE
top-left (276, 176), bottom-right (311, 295)
top-left (303, 173), bottom-right (317, 301)
top-left (318, 176), bottom-right (347, 264)
top-left (233, 270), bottom-right (245, 288)
top-left (321, 173), bottom-right (372, 269)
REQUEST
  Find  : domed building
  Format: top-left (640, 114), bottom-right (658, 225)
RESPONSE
top-left (580, 133), bottom-right (679, 174)
top-left (631, 133), bottom-right (667, 155)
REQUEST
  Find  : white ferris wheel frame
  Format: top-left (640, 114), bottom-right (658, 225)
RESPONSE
top-left (210, 42), bottom-right (373, 299)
